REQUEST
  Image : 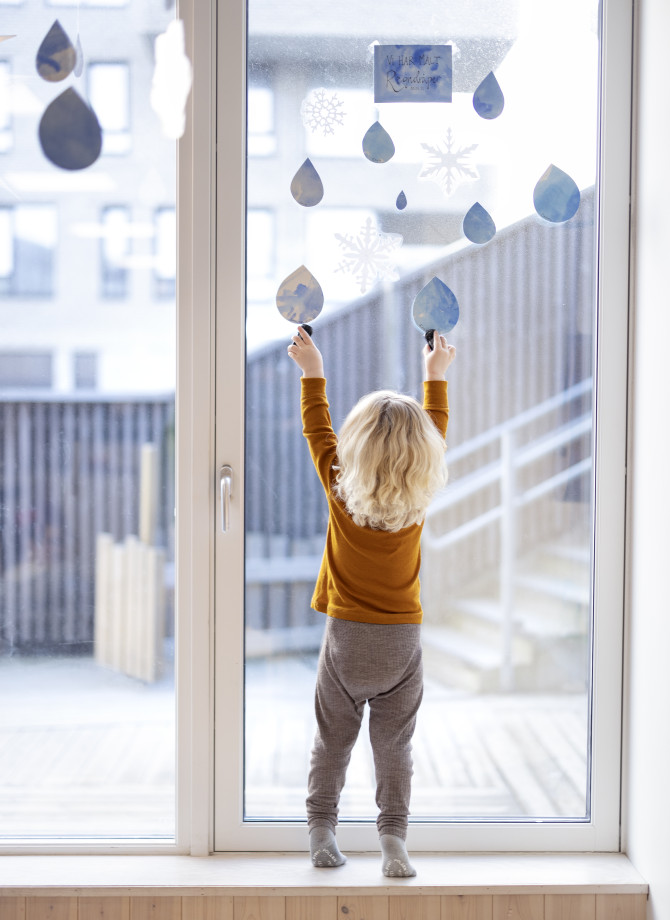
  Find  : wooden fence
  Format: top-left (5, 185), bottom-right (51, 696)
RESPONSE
top-left (0, 395), bottom-right (174, 653)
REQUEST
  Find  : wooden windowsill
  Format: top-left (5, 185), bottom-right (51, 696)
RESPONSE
top-left (0, 853), bottom-right (647, 898)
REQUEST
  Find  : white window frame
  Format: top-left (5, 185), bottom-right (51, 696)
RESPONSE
top-left (0, 0), bottom-right (209, 857)
top-left (0, 0), bottom-right (632, 856)
top-left (212, 0), bottom-right (633, 853)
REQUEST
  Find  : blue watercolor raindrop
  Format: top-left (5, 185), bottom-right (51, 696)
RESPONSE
top-left (38, 88), bottom-right (102, 170)
top-left (276, 265), bottom-right (324, 324)
top-left (362, 121), bottom-right (395, 163)
top-left (472, 71), bottom-right (504, 119)
top-left (290, 158), bottom-right (324, 207)
top-left (36, 20), bottom-right (76, 82)
top-left (463, 202), bottom-right (496, 244)
top-left (533, 164), bottom-right (580, 223)
top-left (396, 190), bottom-right (407, 210)
top-left (412, 276), bottom-right (459, 335)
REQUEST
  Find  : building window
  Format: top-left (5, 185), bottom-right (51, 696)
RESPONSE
top-left (0, 61), bottom-right (12, 153)
top-left (247, 209), bottom-right (274, 280)
top-left (88, 62), bottom-right (131, 155)
top-left (154, 206), bottom-right (175, 298)
top-left (0, 204), bottom-right (57, 297)
top-left (247, 85), bottom-right (276, 156)
top-left (0, 352), bottom-right (52, 388)
top-left (100, 206), bottom-right (130, 298)
top-left (73, 352), bottom-right (98, 390)
top-left (46, 0), bottom-right (127, 6)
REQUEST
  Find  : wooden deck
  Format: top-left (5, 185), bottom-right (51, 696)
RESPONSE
top-left (0, 655), bottom-right (587, 838)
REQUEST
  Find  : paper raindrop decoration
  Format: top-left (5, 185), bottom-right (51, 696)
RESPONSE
top-left (533, 164), bottom-right (580, 223)
top-left (36, 20), bottom-right (76, 82)
top-left (412, 276), bottom-right (460, 335)
top-left (276, 265), bottom-right (324, 324)
top-left (362, 121), bottom-right (395, 163)
top-left (39, 88), bottom-right (102, 170)
top-left (290, 158), bottom-right (324, 207)
top-left (150, 19), bottom-right (193, 140)
top-left (396, 191), bottom-right (407, 210)
top-left (74, 34), bottom-right (84, 77)
top-left (463, 202), bottom-right (496, 244)
top-left (472, 72), bottom-right (504, 119)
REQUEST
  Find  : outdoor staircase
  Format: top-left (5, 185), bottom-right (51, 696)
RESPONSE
top-left (422, 537), bottom-right (591, 693)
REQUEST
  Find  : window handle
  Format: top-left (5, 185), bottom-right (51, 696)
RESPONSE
top-left (219, 465), bottom-right (233, 533)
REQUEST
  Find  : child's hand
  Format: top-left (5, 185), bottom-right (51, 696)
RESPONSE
top-left (288, 326), bottom-right (325, 377)
top-left (423, 332), bottom-right (456, 380)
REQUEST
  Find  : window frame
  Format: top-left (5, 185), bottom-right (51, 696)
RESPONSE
top-left (0, 0), bottom-right (208, 857)
top-left (0, 0), bottom-right (632, 856)
top-left (100, 205), bottom-right (130, 299)
top-left (212, 0), bottom-right (633, 853)
top-left (87, 60), bottom-right (132, 156)
top-left (0, 203), bottom-right (57, 298)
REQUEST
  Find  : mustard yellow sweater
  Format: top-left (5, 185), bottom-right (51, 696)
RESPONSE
top-left (301, 377), bottom-right (449, 625)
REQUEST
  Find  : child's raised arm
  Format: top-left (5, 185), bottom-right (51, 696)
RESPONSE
top-left (423, 332), bottom-right (456, 381)
top-left (288, 325), bottom-right (325, 378)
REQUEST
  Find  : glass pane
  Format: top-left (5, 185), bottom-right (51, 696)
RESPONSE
top-left (0, 1), bottom-right (176, 839)
top-left (245, 0), bottom-right (597, 822)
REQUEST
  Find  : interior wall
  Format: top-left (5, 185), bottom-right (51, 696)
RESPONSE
top-left (623, 0), bottom-right (670, 918)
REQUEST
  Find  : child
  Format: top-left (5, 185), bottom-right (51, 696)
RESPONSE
top-left (287, 325), bottom-right (455, 877)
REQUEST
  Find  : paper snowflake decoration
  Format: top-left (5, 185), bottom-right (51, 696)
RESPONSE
top-left (335, 217), bottom-right (403, 294)
top-left (419, 128), bottom-right (479, 196)
top-left (301, 88), bottom-right (346, 136)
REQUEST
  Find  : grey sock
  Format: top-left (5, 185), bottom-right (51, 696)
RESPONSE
top-left (309, 826), bottom-right (346, 867)
top-left (380, 834), bottom-right (416, 878)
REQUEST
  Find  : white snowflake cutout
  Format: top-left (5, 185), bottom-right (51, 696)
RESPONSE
top-left (301, 88), bottom-right (346, 137)
top-left (334, 217), bottom-right (403, 294)
top-left (419, 127), bottom-right (479, 197)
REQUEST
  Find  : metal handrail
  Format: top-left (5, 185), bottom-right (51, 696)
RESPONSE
top-left (423, 377), bottom-right (593, 690)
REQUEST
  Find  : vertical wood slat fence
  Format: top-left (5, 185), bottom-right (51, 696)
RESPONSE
top-left (0, 394), bottom-right (174, 654)
top-left (245, 189), bottom-right (595, 634)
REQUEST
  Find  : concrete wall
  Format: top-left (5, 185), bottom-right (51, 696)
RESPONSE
top-left (623, 0), bottom-right (670, 917)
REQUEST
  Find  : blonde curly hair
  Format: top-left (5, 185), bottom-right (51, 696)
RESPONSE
top-left (334, 390), bottom-right (447, 532)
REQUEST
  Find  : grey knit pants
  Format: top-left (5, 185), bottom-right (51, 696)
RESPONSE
top-left (306, 616), bottom-right (423, 839)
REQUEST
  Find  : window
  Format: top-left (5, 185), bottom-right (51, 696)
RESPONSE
top-left (0, 352), bottom-right (52, 388)
top-left (47, 0), bottom-right (127, 5)
top-left (0, 0), bottom-right (176, 846)
top-left (0, 61), bottom-right (12, 152)
top-left (246, 208), bottom-right (275, 313)
top-left (213, 0), bottom-right (633, 853)
top-left (0, 204), bottom-right (56, 296)
top-left (88, 62), bottom-right (131, 155)
top-left (248, 85), bottom-right (276, 156)
top-left (0, 0), bottom-right (632, 857)
top-left (100, 206), bottom-right (130, 298)
top-left (154, 207), bottom-right (176, 299)
top-left (73, 352), bottom-right (98, 390)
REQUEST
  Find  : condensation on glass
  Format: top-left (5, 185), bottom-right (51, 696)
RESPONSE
top-left (0, 1), bottom-right (177, 839)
